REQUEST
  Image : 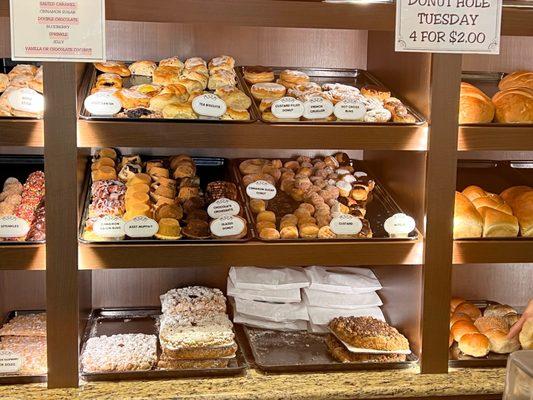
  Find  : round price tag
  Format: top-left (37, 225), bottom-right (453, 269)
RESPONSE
top-left (192, 94), bottom-right (227, 118)
top-left (330, 214), bottom-right (363, 235)
top-left (207, 198), bottom-right (241, 219)
top-left (246, 180), bottom-right (277, 200)
top-left (384, 213), bottom-right (416, 238)
top-left (0, 216), bottom-right (30, 238)
top-left (93, 215), bottom-right (125, 238)
top-left (7, 88), bottom-right (44, 114)
top-left (210, 216), bottom-right (246, 237)
top-left (124, 216), bottom-right (159, 238)
top-left (0, 351), bottom-right (22, 374)
top-left (84, 92), bottom-right (122, 116)
top-left (303, 97), bottom-right (334, 119)
top-left (334, 99), bottom-right (366, 121)
top-left (271, 97), bottom-right (304, 119)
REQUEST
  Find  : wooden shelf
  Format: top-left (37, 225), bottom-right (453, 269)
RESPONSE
top-left (458, 125), bottom-right (533, 151)
top-left (0, 245), bottom-right (46, 270)
top-left (453, 240), bottom-right (533, 264)
top-left (77, 120), bottom-right (428, 150)
top-left (79, 239), bottom-right (423, 269)
top-left (0, 120), bottom-right (44, 147)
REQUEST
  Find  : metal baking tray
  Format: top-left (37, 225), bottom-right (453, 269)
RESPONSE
top-left (449, 300), bottom-right (524, 368)
top-left (0, 310), bottom-right (47, 385)
top-left (0, 156), bottom-right (45, 245)
top-left (80, 308), bottom-right (248, 381)
top-left (456, 159), bottom-right (533, 241)
top-left (242, 326), bottom-right (418, 373)
top-left (79, 156), bottom-right (253, 244)
top-left (236, 67), bottom-right (426, 125)
top-left (461, 71), bottom-right (533, 126)
top-left (0, 59), bottom-right (42, 120)
top-left (79, 63), bottom-right (259, 123)
top-left (233, 158), bottom-right (420, 242)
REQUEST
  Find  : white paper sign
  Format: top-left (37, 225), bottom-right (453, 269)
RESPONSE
top-left (192, 94), bottom-right (227, 117)
top-left (0, 216), bottom-right (30, 238)
top-left (330, 214), bottom-right (363, 235)
top-left (207, 198), bottom-right (241, 219)
top-left (303, 97), bottom-right (334, 119)
top-left (0, 351), bottom-right (22, 374)
top-left (7, 88), bottom-right (45, 114)
top-left (84, 92), bottom-right (122, 115)
top-left (124, 216), bottom-right (159, 238)
top-left (395, 0), bottom-right (502, 54)
top-left (210, 216), bottom-right (246, 237)
top-left (384, 213), bottom-right (416, 238)
top-left (10, 0), bottom-right (106, 62)
top-left (334, 100), bottom-right (366, 121)
top-left (93, 215), bottom-right (125, 238)
top-left (246, 180), bottom-right (277, 200)
top-left (271, 97), bottom-right (304, 119)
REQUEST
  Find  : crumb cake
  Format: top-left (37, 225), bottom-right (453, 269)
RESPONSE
top-left (0, 313), bottom-right (46, 337)
top-left (0, 336), bottom-right (47, 375)
top-left (157, 355), bottom-right (230, 370)
top-left (325, 334), bottom-right (406, 363)
top-left (160, 286), bottom-right (227, 317)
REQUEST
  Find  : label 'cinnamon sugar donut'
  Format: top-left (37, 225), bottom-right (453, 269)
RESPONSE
top-left (246, 180), bottom-right (277, 200)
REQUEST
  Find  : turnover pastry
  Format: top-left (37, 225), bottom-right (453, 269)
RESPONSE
top-left (128, 60), bottom-right (157, 77)
top-left (94, 61), bottom-right (131, 77)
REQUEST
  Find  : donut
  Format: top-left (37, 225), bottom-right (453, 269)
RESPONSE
top-left (239, 159), bottom-right (268, 175)
top-left (251, 83), bottom-right (286, 100)
top-left (279, 70), bottom-right (310, 85)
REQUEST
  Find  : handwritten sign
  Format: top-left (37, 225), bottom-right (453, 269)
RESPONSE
top-left (395, 0), bottom-right (502, 54)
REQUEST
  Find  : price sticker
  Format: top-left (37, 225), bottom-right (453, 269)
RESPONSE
top-left (84, 92), bottom-right (122, 116)
top-left (334, 99), bottom-right (366, 121)
top-left (93, 215), bottom-right (125, 238)
top-left (210, 216), bottom-right (246, 237)
top-left (384, 213), bottom-right (416, 238)
top-left (303, 97), bottom-right (334, 119)
top-left (271, 97), bottom-right (304, 119)
top-left (192, 94), bottom-right (227, 118)
top-left (330, 214), bottom-right (363, 236)
top-left (0, 216), bottom-right (30, 238)
top-left (124, 216), bottom-right (159, 238)
top-left (207, 198), bottom-right (241, 219)
top-left (246, 180), bottom-right (277, 200)
top-left (0, 351), bottom-right (22, 374)
top-left (7, 88), bottom-right (44, 114)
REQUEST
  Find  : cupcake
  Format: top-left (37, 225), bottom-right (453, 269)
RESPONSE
top-left (155, 218), bottom-right (182, 240)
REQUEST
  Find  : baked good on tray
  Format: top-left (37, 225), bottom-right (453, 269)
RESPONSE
top-left (0, 313), bottom-right (46, 337)
top-left (326, 334), bottom-right (406, 363)
top-left (0, 336), bottom-right (47, 375)
top-left (458, 82), bottom-right (495, 124)
top-left (492, 87), bottom-right (533, 123)
top-left (160, 286), bottom-right (227, 317)
top-left (157, 355), bottom-right (230, 370)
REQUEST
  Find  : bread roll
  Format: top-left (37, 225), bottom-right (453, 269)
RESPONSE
top-left (451, 320), bottom-right (478, 341)
top-left (519, 318), bottom-right (533, 350)
top-left (458, 333), bottom-right (490, 357)
top-left (474, 316), bottom-right (509, 333)
top-left (510, 190), bottom-right (533, 237)
top-left (501, 186), bottom-right (532, 205)
top-left (459, 82), bottom-right (495, 124)
top-left (484, 329), bottom-right (520, 354)
top-left (479, 207), bottom-right (519, 237)
top-left (450, 297), bottom-right (466, 312)
top-left (499, 71), bottom-right (533, 91)
top-left (455, 302), bottom-right (482, 320)
top-left (454, 192), bottom-right (483, 239)
top-left (492, 87), bottom-right (533, 123)
top-left (483, 304), bottom-right (518, 318)
top-left (450, 312), bottom-right (472, 328)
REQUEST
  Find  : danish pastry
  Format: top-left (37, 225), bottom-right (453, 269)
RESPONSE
top-left (94, 62), bottom-right (131, 77)
top-left (128, 60), bottom-right (157, 77)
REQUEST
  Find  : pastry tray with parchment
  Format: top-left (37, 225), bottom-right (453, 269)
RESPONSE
top-left (241, 326), bottom-right (418, 373)
top-left (236, 67), bottom-right (426, 125)
top-left (0, 59), bottom-right (42, 120)
top-left (233, 158), bottom-right (420, 242)
top-left (0, 310), bottom-right (47, 385)
top-left (79, 63), bottom-right (259, 123)
top-left (80, 308), bottom-right (248, 381)
top-left (79, 156), bottom-right (253, 244)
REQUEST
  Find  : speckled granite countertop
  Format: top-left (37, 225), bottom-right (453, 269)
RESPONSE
top-left (0, 367), bottom-right (505, 400)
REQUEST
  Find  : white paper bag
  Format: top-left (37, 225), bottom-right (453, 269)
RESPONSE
top-left (303, 288), bottom-right (382, 309)
top-left (227, 278), bottom-right (301, 303)
top-left (229, 266), bottom-right (309, 290)
top-left (234, 313), bottom-right (307, 331)
top-left (307, 321), bottom-right (329, 334)
top-left (234, 297), bottom-right (309, 322)
top-left (304, 266), bottom-right (381, 294)
top-left (307, 305), bottom-right (384, 325)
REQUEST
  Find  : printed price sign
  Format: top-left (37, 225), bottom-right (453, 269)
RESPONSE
top-left (93, 215), bottom-right (125, 238)
top-left (334, 99), bottom-right (366, 121)
top-left (246, 180), bottom-right (277, 200)
top-left (207, 198), bottom-right (241, 219)
top-left (0, 216), bottom-right (30, 238)
top-left (192, 94), bottom-right (227, 118)
top-left (303, 97), bottom-right (334, 120)
top-left (330, 214), bottom-right (363, 236)
top-left (10, 0), bottom-right (106, 62)
top-left (384, 213), bottom-right (416, 238)
top-left (210, 216), bottom-right (246, 237)
top-left (7, 88), bottom-right (44, 114)
top-left (271, 97), bottom-right (304, 119)
top-left (395, 0), bottom-right (502, 54)
top-left (124, 216), bottom-right (159, 238)
top-left (0, 351), bottom-right (22, 374)
top-left (84, 92), bottom-right (122, 116)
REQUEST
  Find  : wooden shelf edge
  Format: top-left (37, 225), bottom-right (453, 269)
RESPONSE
top-left (79, 239), bottom-right (424, 269)
top-left (458, 126), bottom-right (533, 151)
top-left (0, 245), bottom-right (46, 270)
top-left (453, 240), bottom-right (533, 264)
top-left (0, 120), bottom-right (44, 147)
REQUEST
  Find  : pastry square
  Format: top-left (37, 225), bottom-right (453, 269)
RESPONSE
top-left (326, 334), bottom-right (406, 364)
top-left (157, 355), bottom-right (230, 370)
top-left (160, 286), bottom-right (227, 317)
top-left (81, 334), bottom-right (157, 373)
top-left (0, 313), bottom-right (46, 337)
top-left (0, 336), bottom-right (47, 375)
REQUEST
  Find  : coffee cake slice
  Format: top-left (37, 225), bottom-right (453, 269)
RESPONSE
top-left (326, 334), bottom-right (406, 363)
top-left (160, 286), bottom-right (227, 317)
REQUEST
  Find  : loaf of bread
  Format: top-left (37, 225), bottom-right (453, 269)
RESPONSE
top-left (519, 318), bottom-right (533, 350)
top-left (479, 207), bottom-right (519, 237)
top-left (501, 187), bottom-right (533, 237)
top-left (501, 186), bottom-right (532, 205)
top-left (492, 87), bottom-right (533, 123)
top-left (462, 185), bottom-right (487, 202)
top-left (474, 316), bottom-right (520, 354)
top-left (459, 83), bottom-right (495, 124)
top-left (454, 192), bottom-right (483, 238)
top-left (498, 71), bottom-right (533, 91)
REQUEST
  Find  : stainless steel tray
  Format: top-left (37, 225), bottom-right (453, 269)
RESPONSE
top-left (79, 63), bottom-right (259, 123)
top-left (80, 307), bottom-right (248, 381)
top-left (79, 156), bottom-right (253, 244)
top-left (0, 59), bottom-right (42, 121)
top-left (237, 66), bottom-right (426, 125)
top-left (242, 326), bottom-right (418, 373)
top-left (0, 310), bottom-right (47, 385)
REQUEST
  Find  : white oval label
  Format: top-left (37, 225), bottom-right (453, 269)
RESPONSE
top-left (271, 97), bottom-right (304, 119)
top-left (0, 216), bottom-right (30, 238)
top-left (384, 213), bottom-right (416, 238)
top-left (334, 99), bottom-right (366, 121)
top-left (7, 88), bottom-right (44, 114)
top-left (207, 198), bottom-right (241, 219)
top-left (246, 180), bottom-right (277, 200)
top-left (84, 92), bottom-right (122, 116)
top-left (124, 216), bottom-right (159, 238)
top-left (354, 171), bottom-right (368, 178)
top-left (330, 214), bottom-right (363, 235)
top-left (0, 351), bottom-right (22, 374)
top-left (303, 97), bottom-right (333, 119)
top-left (192, 94), bottom-right (227, 118)
top-left (210, 216), bottom-right (246, 237)
top-left (93, 215), bottom-right (125, 238)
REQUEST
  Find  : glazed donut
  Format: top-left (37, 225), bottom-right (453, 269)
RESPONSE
top-left (251, 82), bottom-right (286, 100)
top-left (279, 70), bottom-right (310, 85)
top-left (280, 226), bottom-right (299, 239)
top-left (94, 62), bottom-right (131, 77)
top-left (243, 66), bottom-right (275, 84)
